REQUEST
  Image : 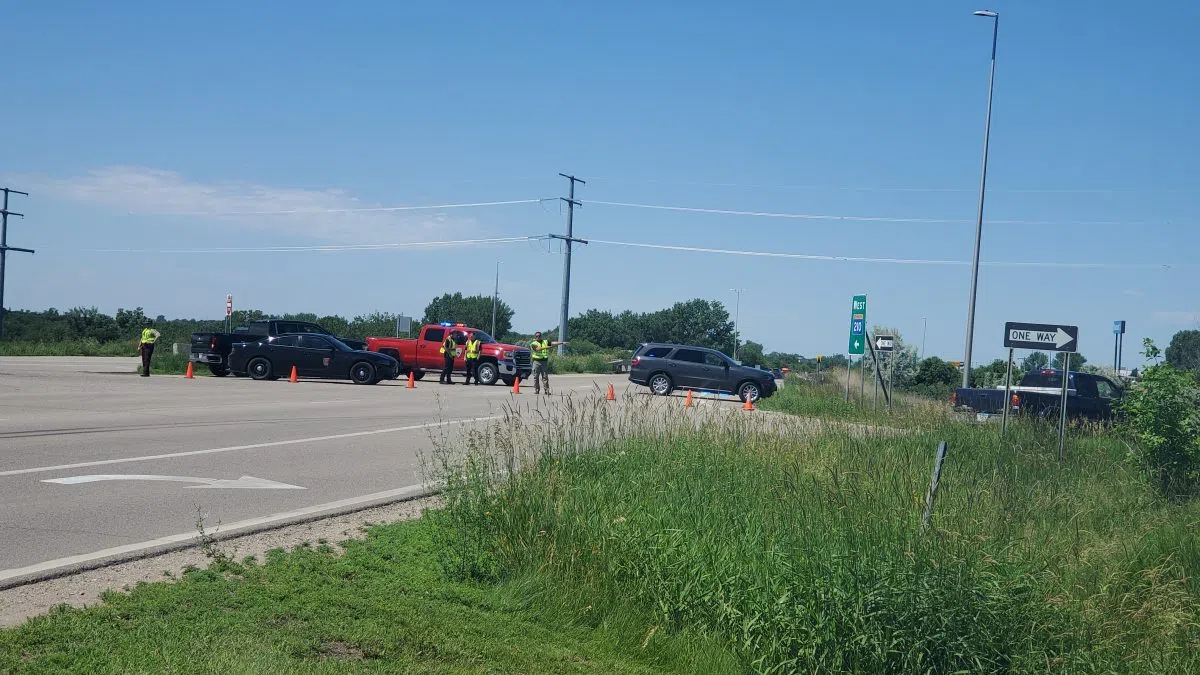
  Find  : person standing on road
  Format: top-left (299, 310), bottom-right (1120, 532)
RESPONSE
top-left (529, 331), bottom-right (566, 395)
top-left (137, 318), bottom-right (161, 377)
top-left (439, 331), bottom-right (457, 384)
top-left (463, 332), bottom-right (482, 385)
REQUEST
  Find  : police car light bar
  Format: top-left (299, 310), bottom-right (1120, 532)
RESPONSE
top-left (440, 322), bottom-right (453, 327)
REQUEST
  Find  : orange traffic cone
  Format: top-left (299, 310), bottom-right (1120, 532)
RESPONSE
top-left (743, 394), bottom-right (755, 412)
top-left (606, 383), bottom-right (616, 401)
top-left (684, 390), bottom-right (694, 408)
top-left (289, 365), bottom-right (299, 383)
top-left (407, 371), bottom-right (416, 389)
top-left (512, 376), bottom-right (521, 394)
top-left (185, 361), bottom-right (194, 379)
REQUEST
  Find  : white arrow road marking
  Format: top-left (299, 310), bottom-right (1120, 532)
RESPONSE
top-left (1055, 328), bottom-right (1073, 349)
top-left (42, 474), bottom-right (305, 490)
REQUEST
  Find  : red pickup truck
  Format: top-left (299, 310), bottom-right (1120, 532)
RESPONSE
top-left (366, 323), bottom-right (533, 386)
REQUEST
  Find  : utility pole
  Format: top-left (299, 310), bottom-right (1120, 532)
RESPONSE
top-left (491, 261), bottom-right (502, 337)
top-left (549, 174), bottom-right (587, 355)
top-left (0, 188), bottom-right (35, 340)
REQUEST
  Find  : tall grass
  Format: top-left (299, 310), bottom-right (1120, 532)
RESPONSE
top-left (0, 339), bottom-right (136, 357)
top-left (422, 389), bottom-right (1200, 672)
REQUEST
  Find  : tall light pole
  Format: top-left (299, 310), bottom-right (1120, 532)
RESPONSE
top-left (961, 9), bottom-right (999, 388)
top-left (490, 261), bottom-right (502, 337)
top-left (729, 288), bottom-right (743, 360)
top-left (920, 317), bottom-right (928, 359)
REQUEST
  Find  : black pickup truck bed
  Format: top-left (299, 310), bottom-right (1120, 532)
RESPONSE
top-left (190, 320), bottom-right (366, 376)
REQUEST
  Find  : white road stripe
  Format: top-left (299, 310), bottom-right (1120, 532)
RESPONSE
top-left (0, 483), bottom-right (432, 584)
top-left (0, 416), bottom-right (500, 478)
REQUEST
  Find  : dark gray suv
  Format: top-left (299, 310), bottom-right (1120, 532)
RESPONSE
top-left (628, 343), bottom-right (778, 402)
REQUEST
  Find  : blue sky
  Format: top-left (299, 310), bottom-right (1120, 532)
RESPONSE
top-left (2, 0), bottom-right (1197, 365)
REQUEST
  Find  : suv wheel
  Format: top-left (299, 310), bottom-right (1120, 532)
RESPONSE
top-left (649, 373), bottom-right (673, 396)
top-left (738, 381), bottom-right (761, 403)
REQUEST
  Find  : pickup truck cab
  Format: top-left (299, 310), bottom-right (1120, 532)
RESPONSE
top-left (191, 320), bottom-right (367, 377)
top-left (952, 369), bottom-right (1123, 422)
top-left (366, 323), bottom-right (532, 386)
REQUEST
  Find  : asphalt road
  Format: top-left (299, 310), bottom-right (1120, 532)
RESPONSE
top-left (0, 357), bottom-right (634, 580)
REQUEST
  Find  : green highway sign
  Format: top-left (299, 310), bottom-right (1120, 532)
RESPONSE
top-left (847, 294), bottom-right (867, 355)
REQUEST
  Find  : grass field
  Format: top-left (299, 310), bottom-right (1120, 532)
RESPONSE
top-left (3, 383), bottom-right (1197, 673)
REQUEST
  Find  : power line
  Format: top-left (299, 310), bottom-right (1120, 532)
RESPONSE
top-left (85, 236), bottom-right (538, 254)
top-left (583, 199), bottom-right (1182, 228)
top-left (586, 176), bottom-right (1188, 195)
top-left (1, 188), bottom-right (36, 340)
top-left (157, 198), bottom-right (551, 217)
top-left (585, 238), bottom-right (1194, 270)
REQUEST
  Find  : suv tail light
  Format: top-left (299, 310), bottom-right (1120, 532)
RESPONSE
top-left (630, 356), bottom-right (641, 367)
top-left (1011, 393), bottom-right (1020, 409)
top-left (210, 336), bottom-right (218, 350)
top-left (950, 391), bottom-right (957, 406)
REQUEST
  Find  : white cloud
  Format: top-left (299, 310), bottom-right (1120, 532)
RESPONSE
top-left (10, 165), bottom-right (480, 243)
top-left (1152, 311), bottom-right (1200, 326)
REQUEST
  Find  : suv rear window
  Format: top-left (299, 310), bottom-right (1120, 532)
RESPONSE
top-left (637, 346), bottom-right (672, 358)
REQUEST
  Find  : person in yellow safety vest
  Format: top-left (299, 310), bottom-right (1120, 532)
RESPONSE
top-left (463, 333), bottom-right (482, 385)
top-left (137, 318), bottom-right (161, 377)
top-left (439, 332), bottom-right (457, 384)
top-left (529, 330), bottom-right (567, 395)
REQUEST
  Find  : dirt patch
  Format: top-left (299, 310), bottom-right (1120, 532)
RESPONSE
top-left (0, 495), bottom-right (440, 628)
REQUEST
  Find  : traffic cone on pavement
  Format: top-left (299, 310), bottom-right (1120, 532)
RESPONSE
top-left (512, 376), bottom-right (521, 394)
top-left (289, 365), bottom-right (299, 383)
top-left (185, 362), bottom-right (194, 379)
top-left (684, 390), bottom-right (694, 408)
top-left (606, 383), bottom-right (615, 401)
top-left (407, 371), bottom-right (416, 389)
top-left (743, 395), bottom-right (755, 412)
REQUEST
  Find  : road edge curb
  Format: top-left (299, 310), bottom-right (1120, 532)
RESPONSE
top-left (0, 483), bottom-right (439, 591)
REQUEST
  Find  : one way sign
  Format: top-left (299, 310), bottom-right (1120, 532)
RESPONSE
top-left (1003, 321), bottom-right (1079, 352)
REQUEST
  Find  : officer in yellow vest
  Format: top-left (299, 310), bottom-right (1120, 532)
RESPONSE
top-left (137, 318), bottom-right (161, 377)
top-left (463, 332), bottom-right (482, 385)
top-left (439, 332), bottom-right (457, 384)
top-left (529, 331), bottom-right (566, 395)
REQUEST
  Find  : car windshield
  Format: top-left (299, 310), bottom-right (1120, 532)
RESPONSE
top-left (468, 331), bottom-right (496, 344)
top-left (325, 336), bottom-right (354, 351)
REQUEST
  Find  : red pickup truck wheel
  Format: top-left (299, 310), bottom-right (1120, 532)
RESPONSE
top-left (476, 362), bottom-right (499, 386)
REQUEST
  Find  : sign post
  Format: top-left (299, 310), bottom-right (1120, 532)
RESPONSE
top-left (874, 335), bottom-right (894, 411)
top-left (1113, 320), bottom-right (1126, 377)
top-left (846, 295), bottom-right (866, 401)
top-left (1003, 321), bottom-right (1080, 459)
top-left (1001, 348), bottom-right (1014, 436)
top-left (225, 294), bottom-right (233, 334)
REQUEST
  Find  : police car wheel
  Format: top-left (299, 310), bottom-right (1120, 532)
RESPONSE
top-left (351, 362), bottom-right (376, 385)
top-left (738, 382), bottom-right (761, 403)
top-left (248, 358), bottom-right (272, 381)
top-left (477, 362), bottom-right (498, 386)
top-left (649, 373), bottom-right (673, 396)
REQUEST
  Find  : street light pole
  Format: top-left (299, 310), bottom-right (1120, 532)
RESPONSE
top-left (490, 261), bottom-right (502, 337)
top-left (961, 9), bottom-right (1000, 389)
top-left (730, 288), bottom-right (743, 360)
top-left (920, 317), bottom-right (928, 359)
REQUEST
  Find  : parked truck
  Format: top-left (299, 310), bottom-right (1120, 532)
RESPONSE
top-left (190, 319), bottom-right (368, 377)
top-left (951, 369), bottom-right (1124, 422)
top-left (366, 323), bottom-right (532, 386)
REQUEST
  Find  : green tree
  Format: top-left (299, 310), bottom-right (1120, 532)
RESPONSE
top-left (1021, 351), bottom-right (1049, 372)
top-left (421, 293), bottom-right (514, 338)
top-left (1165, 329), bottom-right (1200, 375)
top-left (737, 340), bottom-right (765, 366)
top-left (869, 326), bottom-right (918, 385)
top-left (969, 359), bottom-right (1012, 389)
top-left (1052, 352), bottom-right (1088, 371)
top-left (1118, 338), bottom-right (1200, 498)
top-left (907, 356), bottom-right (961, 398)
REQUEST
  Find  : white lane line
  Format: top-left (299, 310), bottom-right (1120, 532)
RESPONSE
top-left (0, 416), bottom-right (500, 478)
top-left (0, 482), bottom-right (432, 584)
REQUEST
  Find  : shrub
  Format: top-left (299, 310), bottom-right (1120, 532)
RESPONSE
top-left (1118, 338), bottom-right (1200, 498)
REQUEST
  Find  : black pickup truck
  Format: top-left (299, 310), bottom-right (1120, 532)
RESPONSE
top-left (952, 369), bottom-right (1124, 422)
top-left (191, 320), bottom-right (367, 376)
